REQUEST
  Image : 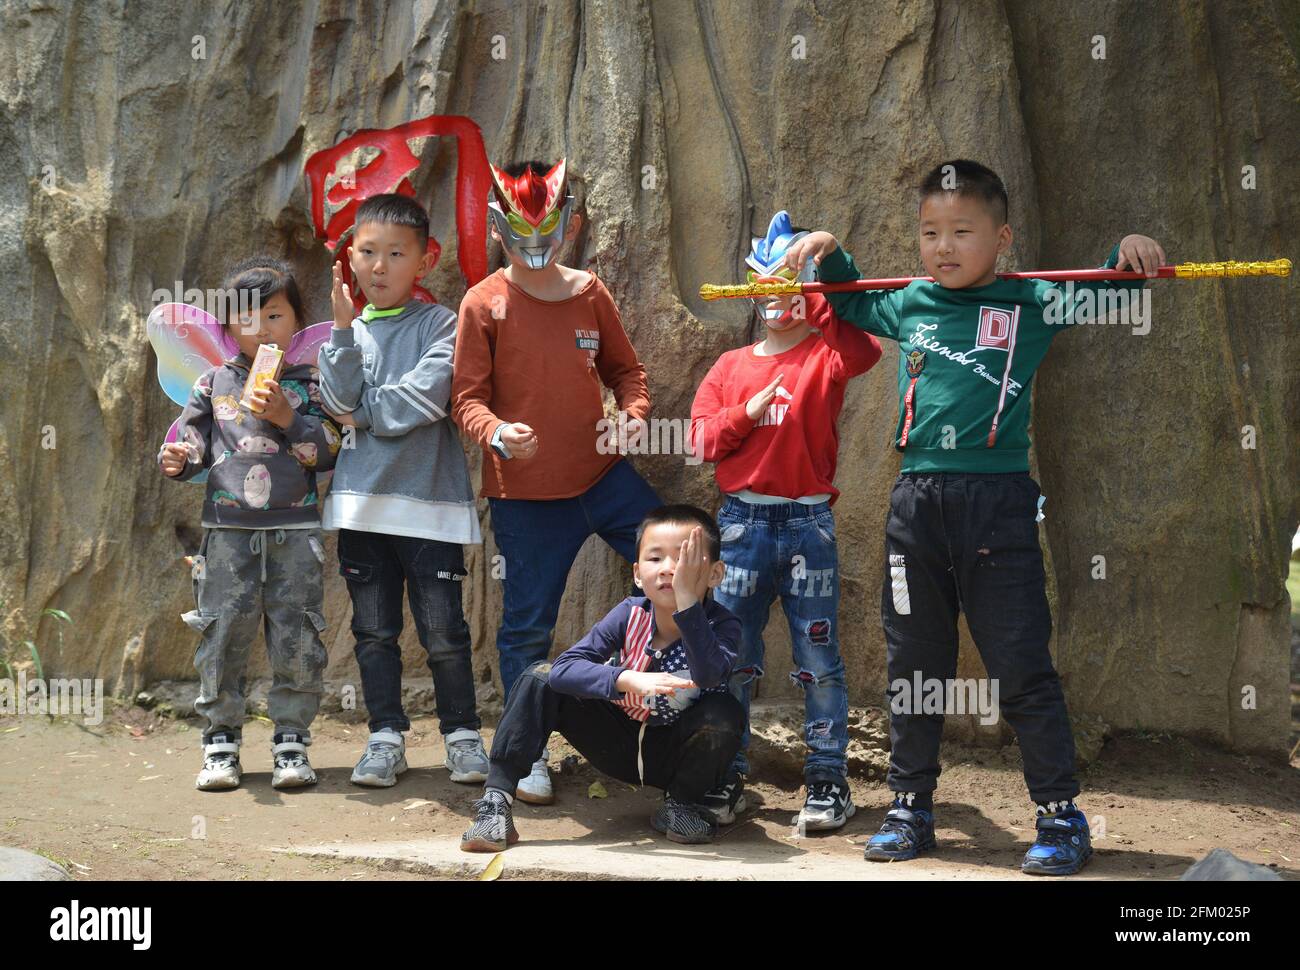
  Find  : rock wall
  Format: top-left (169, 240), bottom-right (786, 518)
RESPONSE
top-left (1, 0), bottom-right (1295, 755)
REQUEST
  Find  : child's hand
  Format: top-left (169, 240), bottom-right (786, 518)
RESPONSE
top-left (617, 669), bottom-right (698, 698)
top-left (1116, 235), bottom-right (1167, 277)
top-left (159, 442), bottom-right (190, 477)
top-left (501, 422), bottom-right (538, 459)
top-left (249, 380), bottom-right (295, 429)
top-left (782, 230), bottom-right (840, 274)
top-left (745, 373), bottom-right (784, 422)
top-left (671, 526), bottom-right (713, 610)
top-left (331, 255), bottom-right (355, 328)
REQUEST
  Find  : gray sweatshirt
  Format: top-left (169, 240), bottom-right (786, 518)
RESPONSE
top-left (316, 299), bottom-right (480, 544)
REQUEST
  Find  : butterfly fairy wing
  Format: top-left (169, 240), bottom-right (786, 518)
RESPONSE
top-left (148, 303), bottom-right (237, 406)
top-left (284, 321), bottom-right (335, 367)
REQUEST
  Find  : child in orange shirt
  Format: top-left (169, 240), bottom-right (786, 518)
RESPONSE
top-left (452, 158), bottom-right (662, 803)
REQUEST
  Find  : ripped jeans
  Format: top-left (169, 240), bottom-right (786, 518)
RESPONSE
top-left (713, 497), bottom-right (849, 785)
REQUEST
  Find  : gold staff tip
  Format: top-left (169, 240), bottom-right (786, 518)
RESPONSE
top-left (1174, 258), bottom-right (1292, 279)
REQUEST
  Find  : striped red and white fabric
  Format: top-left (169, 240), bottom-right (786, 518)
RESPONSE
top-left (612, 603), bottom-right (656, 722)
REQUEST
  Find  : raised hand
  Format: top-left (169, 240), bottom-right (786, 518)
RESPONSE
top-left (745, 373), bottom-right (784, 422)
top-left (671, 526), bottom-right (712, 610)
top-left (331, 254), bottom-right (356, 328)
top-left (782, 230), bottom-right (840, 274)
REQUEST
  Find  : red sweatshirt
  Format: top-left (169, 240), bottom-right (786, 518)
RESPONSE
top-left (689, 294), bottom-right (882, 504)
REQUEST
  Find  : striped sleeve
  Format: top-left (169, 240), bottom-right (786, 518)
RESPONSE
top-left (351, 307), bottom-right (455, 437)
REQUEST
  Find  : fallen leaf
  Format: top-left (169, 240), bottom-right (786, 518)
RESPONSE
top-left (587, 781), bottom-right (608, 799)
top-left (137, 775), bottom-right (162, 782)
top-left (479, 854), bottom-right (504, 881)
top-left (402, 799), bottom-right (434, 810)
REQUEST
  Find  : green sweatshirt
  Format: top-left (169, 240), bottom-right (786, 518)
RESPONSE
top-left (820, 244), bottom-right (1144, 473)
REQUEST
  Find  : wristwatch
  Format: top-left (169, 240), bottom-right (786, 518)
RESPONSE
top-left (490, 423), bottom-right (512, 460)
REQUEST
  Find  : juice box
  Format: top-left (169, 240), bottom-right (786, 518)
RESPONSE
top-left (240, 343), bottom-right (284, 412)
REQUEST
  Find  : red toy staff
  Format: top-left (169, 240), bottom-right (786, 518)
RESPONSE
top-left (304, 115), bottom-right (493, 309)
top-left (699, 259), bottom-right (1291, 301)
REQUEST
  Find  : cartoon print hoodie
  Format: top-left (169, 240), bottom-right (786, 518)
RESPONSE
top-left (160, 355), bottom-right (341, 528)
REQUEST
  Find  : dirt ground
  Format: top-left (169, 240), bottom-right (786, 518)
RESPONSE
top-left (1, 701), bottom-right (1296, 882)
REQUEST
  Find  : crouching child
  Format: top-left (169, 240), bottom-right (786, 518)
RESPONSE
top-left (460, 504), bottom-right (745, 849)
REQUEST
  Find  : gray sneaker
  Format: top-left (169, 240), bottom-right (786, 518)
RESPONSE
top-left (651, 796), bottom-right (719, 844)
top-left (444, 728), bottom-right (489, 783)
top-left (350, 729), bottom-right (407, 787)
top-left (460, 789), bottom-right (519, 853)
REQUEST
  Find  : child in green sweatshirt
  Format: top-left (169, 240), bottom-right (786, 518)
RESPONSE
top-left (783, 158), bottom-right (1165, 875)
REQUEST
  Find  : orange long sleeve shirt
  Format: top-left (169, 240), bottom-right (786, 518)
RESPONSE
top-left (452, 269), bottom-right (651, 500)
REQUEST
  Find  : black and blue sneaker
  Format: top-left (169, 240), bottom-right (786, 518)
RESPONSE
top-left (1022, 808), bottom-right (1092, 875)
top-left (864, 806), bottom-right (936, 861)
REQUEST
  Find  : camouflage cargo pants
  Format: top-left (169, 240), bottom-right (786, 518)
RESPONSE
top-left (182, 527), bottom-right (328, 743)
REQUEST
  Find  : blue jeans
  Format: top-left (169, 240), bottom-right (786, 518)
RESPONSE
top-left (488, 459), bottom-right (661, 699)
top-left (713, 497), bottom-right (849, 784)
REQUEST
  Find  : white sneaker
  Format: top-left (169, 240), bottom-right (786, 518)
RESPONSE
top-left (271, 733), bottom-right (317, 789)
top-left (350, 729), bottom-right (407, 787)
top-left (196, 734), bottom-right (241, 791)
top-left (515, 749), bottom-right (554, 805)
top-left (794, 780), bottom-right (856, 831)
top-left (444, 728), bottom-right (489, 783)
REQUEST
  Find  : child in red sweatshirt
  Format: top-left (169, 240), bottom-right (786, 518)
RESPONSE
top-left (689, 211), bottom-right (882, 831)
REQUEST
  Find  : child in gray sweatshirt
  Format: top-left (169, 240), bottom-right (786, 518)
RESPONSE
top-left (316, 193), bottom-right (488, 789)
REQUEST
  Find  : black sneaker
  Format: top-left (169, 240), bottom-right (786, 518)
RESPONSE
top-left (460, 790), bottom-right (519, 853)
top-left (651, 796), bottom-right (719, 844)
top-left (700, 772), bottom-right (748, 825)
top-left (794, 780), bottom-right (856, 831)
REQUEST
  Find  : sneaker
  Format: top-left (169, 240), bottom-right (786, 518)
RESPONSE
top-left (795, 780), bottom-right (856, 831)
top-left (271, 733), bottom-right (317, 789)
top-left (651, 796), bottom-right (719, 845)
top-left (1022, 808), bottom-right (1093, 876)
top-left (195, 734), bottom-right (241, 791)
top-left (444, 728), bottom-right (489, 784)
top-left (350, 729), bottom-right (407, 787)
top-left (460, 790), bottom-right (519, 853)
top-left (514, 749), bottom-right (554, 805)
top-left (700, 772), bottom-right (747, 825)
top-left (864, 806), bottom-right (936, 861)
